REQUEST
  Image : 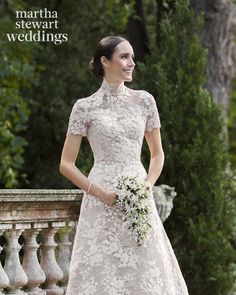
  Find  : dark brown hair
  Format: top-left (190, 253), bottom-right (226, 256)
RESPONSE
top-left (88, 36), bottom-right (128, 78)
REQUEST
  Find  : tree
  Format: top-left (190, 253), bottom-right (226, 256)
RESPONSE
top-left (128, 0), bottom-right (236, 121)
top-left (0, 0), bottom-right (40, 188)
top-left (133, 0), bottom-right (236, 293)
top-left (190, 0), bottom-right (236, 121)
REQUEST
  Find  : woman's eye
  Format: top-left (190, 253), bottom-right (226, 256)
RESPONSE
top-left (122, 55), bottom-right (135, 60)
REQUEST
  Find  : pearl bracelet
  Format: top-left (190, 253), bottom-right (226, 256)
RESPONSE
top-left (87, 180), bottom-right (92, 194)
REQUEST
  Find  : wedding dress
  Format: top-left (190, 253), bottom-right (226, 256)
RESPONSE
top-left (65, 78), bottom-right (189, 295)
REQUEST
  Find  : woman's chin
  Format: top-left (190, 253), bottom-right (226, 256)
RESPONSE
top-left (123, 75), bottom-right (133, 82)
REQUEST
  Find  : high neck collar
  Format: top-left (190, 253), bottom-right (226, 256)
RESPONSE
top-left (100, 78), bottom-right (125, 96)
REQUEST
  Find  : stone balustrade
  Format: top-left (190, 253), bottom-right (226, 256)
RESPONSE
top-left (0, 188), bottom-right (176, 295)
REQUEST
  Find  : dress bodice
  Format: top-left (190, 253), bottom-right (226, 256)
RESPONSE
top-left (66, 78), bottom-right (161, 165)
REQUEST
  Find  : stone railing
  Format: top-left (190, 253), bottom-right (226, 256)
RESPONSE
top-left (0, 188), bottom-right (176, 295)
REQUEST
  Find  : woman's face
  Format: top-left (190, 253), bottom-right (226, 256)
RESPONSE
top-left (101, 41), bottom-right (136, 83)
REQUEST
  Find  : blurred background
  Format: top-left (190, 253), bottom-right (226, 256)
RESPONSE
top-left (0, 0), bottom-right (236, 294)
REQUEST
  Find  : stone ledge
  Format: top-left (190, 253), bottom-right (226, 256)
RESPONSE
top-left (0, 189), bottom-right (83, 224)
top-left (0, 189), bottom-right (83, 202)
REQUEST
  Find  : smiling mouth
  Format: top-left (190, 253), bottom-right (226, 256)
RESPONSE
top-left (123, 70), bottom-right (133, 74)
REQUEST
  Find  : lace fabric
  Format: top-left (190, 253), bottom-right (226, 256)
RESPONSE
top-left (65, 78), bottom-right (189, 294)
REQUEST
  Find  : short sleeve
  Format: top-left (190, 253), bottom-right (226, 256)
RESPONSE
top-left (66, 99), bottom-right (89, 137)
top-left (145, 93), bottom-right (161, 132)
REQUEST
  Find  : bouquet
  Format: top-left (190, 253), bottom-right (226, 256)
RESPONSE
top-left (111, 173), bottom-right (153, 247)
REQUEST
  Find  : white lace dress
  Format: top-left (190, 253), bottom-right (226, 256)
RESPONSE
top-left (65, 78), bottom-right (189, 295)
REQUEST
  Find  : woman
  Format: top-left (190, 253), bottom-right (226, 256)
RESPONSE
top-left (60, 35), bottom-right (189, 295)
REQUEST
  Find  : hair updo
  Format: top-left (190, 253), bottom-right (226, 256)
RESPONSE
top-left (88, 36), bottom-right (127, 78)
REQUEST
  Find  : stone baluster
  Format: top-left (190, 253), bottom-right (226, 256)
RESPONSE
top-left (0, 230), bottom-right (9, 294)
top-left (4, 228), bottom-right (28, 294)
top-left (22, 228), bottom-right (46, 295)
top-left (40, 228), bottom-right (64, 295)
top-left (56, 222), bottom-right (75, 292)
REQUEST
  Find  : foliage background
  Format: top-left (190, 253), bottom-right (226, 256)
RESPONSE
top-left (0, 0), bottom-right (235, 294)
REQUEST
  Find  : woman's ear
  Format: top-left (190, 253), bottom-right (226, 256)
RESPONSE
top-left (100, 56), bottom-right (109, 68)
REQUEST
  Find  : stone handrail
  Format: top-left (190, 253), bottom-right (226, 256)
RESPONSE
top-left (0, 188), bottom-right (176, 295)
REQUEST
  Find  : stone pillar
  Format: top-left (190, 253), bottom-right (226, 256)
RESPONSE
top-left (22, 228), bottom-right (46, 295)
top-left (40, 228), bottom-right (64, 295)
top-left (56, 223), bottom-right (75, 293)
top-left (0, 230), bottom-right (9, 294)
top-left (4, 229), bottom-right (28, 294)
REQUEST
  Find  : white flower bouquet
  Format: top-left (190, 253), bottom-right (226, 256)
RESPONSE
top-left (111, 173), bottom-right (153, 247)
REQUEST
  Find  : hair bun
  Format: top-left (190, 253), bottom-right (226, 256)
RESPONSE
top-left (88, 58), bottom-right (94, 70)
top-left (88, 57), bottom-right (103, 78)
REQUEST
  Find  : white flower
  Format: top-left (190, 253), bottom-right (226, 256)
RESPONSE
top-left (111, 174), bottom-right (153, 247)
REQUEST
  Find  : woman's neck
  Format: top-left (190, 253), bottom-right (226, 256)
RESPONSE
top-left (101, 78), bottom-right (125, 95)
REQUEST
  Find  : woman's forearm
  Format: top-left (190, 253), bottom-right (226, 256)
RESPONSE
top-left (145, 153), bottom-right (165, 186)
top-left (59, 162), bottom-right (106, 200)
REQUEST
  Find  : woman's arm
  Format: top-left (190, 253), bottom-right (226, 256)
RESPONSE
top-left (59, 134), bottom-right (116, 205)
top-left (144, 127), bottom-right (165, 186)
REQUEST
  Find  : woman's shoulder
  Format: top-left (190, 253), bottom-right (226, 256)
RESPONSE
top-left (72, 91), bottom-right (99, 110)
top-left (127, 87), bottom-right (155, 106)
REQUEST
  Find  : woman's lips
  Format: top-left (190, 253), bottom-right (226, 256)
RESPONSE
top-left (123, 69), bottom-right (133, 74)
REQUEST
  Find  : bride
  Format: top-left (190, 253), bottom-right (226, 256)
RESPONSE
top-left (59, 35), bottom-right (189, 294)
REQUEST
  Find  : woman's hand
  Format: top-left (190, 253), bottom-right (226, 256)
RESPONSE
top-left (144, 178), bottom-right (153, 188)
top-left (99, 191), bottom-right (117, 206)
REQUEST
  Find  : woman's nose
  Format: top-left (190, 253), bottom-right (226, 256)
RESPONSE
top-left (129, 58), bottom-right (135, 67)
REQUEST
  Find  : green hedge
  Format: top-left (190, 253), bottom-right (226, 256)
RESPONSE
top-left (135, 1), bottom-right (236, 294)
